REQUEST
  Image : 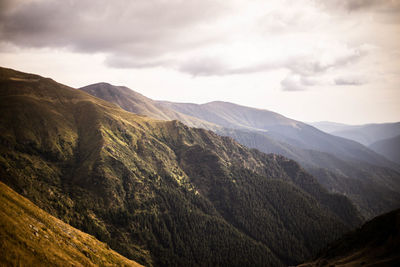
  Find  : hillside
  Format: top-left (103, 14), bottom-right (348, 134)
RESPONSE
top-left (0, 67), bottom-right (363, 266)
top-left (218, 128), bottom-right (400, 218)
top-left (300, 208), bottom-right (400, 267)
top-left (80, 83), bottom-right (400, 218)
top-left (369, 135), bottom-right (400, 164)
top-left (0, 181), bottom-right (142, 267)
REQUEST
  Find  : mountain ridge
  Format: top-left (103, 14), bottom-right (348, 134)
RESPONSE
top-left (1, 66), bottom-right (363, 266)
top-left (157, 100), bottom-right (398, 170)
top-left (80, 82), bottom-right (400, 218)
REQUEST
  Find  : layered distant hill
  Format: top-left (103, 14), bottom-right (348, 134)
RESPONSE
top-left (0, 181), bottom-right (142, 267)
top-left (300, 208), bottom-right (400, 267)
top-left (370, 135), bottom-right (400, 164)
top-left (81, 83), bottom-right (400, 218)
top-left (0, 67), bottom-right (363, 266)
top-left (311, 121), bottom-right (400, 146)
top-left (312, 121), bottom-right (400, 165)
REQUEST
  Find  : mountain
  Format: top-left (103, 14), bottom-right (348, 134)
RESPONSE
top-left (369, 135), bottom-right (400, 164)
top-left (311, 121), bottom-right (400, 146)
top-left (158, 101), bottom-right (397, 170)
top-left (0, 181), bottom-right (142, 267)
top-left (80, 82), bottom-right (219, 130)
top-left (81, 83), bottom-right (400, 218)
top-left (216, 128), bottom-right (400, 218)
top-left (300, 208), bottom-right (400, 267)
top-left (0, 67), bottom-right (363, 266)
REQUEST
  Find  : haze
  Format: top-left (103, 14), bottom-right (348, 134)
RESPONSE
top-left (1, 0), bottom-right (399, 124)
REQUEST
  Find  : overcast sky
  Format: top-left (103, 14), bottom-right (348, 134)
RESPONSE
top-left (1, 0), bottom-right (399, 124)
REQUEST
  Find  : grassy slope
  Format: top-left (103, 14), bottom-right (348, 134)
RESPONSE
top-left (0, 181), bottom-right (142, 267)
top-left (0, 67), bottom-right (362, 266)
top-left (299, 208), bottom-right (400, 267)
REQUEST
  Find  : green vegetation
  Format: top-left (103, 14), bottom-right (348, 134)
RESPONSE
top-left (0, 181), bottom-right (142, 266)
top-left (300, 208), bottom-right (400, 267)
top-left (0, 67), bottom-right (363, 266)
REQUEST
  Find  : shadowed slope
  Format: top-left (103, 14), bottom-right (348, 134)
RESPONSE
top-left (300, 208), bottom-right (400, 267)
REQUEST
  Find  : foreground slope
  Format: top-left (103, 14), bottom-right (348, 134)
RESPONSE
top-left (0, 67), bottom-right (362, 266)
top-left (0, 181), bottom-right (142, 267)
top-left (81, 83), bottom-right (400, 218)
top-left (300, 208), bottom-right (400, 267)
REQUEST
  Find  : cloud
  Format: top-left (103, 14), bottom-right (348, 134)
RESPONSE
top-left (334, 76), bottom-right (367, 86)
top-left (0, 0), bottom-right (395, 87)
top-left (316, 0), bottom-right (400, 12)
top-left (0, 0), bottom-right (229, 61)
top-left (281, 74), bottom-right (307, 91)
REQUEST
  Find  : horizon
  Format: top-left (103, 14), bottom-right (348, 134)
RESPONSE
top-left (1, 0), bottom-right (399, 124)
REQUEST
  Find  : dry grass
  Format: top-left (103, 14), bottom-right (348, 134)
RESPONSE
top-left (0, 181), bottom-right (143, 267)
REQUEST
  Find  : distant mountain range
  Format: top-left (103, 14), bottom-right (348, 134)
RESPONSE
top-left (370, 135), bottom-right (400, 164)
top-left (0, 67), bottom-right (364, 266)
top-left (81, 82), bottom-right (400, 219)
top-left (312, 121), bottom-right (400, 164)
top-left (300, 208), bottom-right (400, 267)
top-left (311, 121), bottom-right (400, 146)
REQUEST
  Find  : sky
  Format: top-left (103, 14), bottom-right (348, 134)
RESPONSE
top-left (1, 0), bottom-right (399, 124)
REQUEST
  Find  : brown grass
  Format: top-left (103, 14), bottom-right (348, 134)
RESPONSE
top-left (0, 181), bottom-right (143, 267)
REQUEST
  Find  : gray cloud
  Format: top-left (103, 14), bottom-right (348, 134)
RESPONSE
top-left (178, 45), bottom-right (367, 79)
top-left (178, 58), bottom-right (281, 77)
top-left (178, 57), bottom-right (230, 76)
top-left (0, 0), bottom-right (392, 86)
top-left (317, 0), bottom-right (400, 13)
top-left (0, 0), bottom-right (229, 62)
top-left (281, 74), bottom-right (307, 91)
top-left (334, 76), bottom-right (367, 86)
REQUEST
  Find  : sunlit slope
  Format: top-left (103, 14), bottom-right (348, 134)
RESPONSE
top-left (0, 181), bottom-right (143, 267)
top-left (80, 82), bottom-right (220, 130)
